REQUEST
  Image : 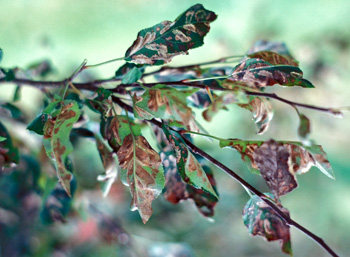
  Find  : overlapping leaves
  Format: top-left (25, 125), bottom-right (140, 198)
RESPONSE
top-left (243, 194), bottom-right (292, 255)
top-left (0, 121), bottom-right (19, 168)
top-left (132, 84), bottom-right (198, 128)
top-left (125, 4), bottom-right (217, 65)
top-left (161, 124), bottom-right (218, 199)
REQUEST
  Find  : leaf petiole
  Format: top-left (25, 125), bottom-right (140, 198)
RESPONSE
top-left (85, 57), bottom-right (125, 69)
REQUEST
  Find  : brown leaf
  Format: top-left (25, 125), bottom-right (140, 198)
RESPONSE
top-left (253, 140), bottom-right (298, 199)
top-left (117, 135), bottom-right (165, 223)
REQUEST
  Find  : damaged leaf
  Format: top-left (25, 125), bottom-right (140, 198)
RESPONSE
top-left (96, 137), bottom-right (119, 197)
top-left (248, 51), bottom-right (298, 67)
top-left (239, 96), bottom-right (274, 134)
top-left (117, 134), bottom-right (165, 223)
top-left (161, 124), bottom-right (218, 199)
top-left (132, 84), bottom-right (197, 127)
top-left (229, 58), bottom-right (314, 89)
top-left (243, 194), bottom-right (292, 255)
top-left (253, 140), bottom-right (298, 199)
top-left (220, 138), bottom-right (335, 179)
top-left (125, 4), bottom-right (217, 65)
top-left (0, 121), bottom-right (19, 167)
top-left (43, 101), bottom-right (81, 196)
top-left (246, 40), bottom-right (295, 59)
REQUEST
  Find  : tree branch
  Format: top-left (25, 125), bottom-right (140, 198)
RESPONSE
top-left (112, 97), bottom-right (339, 257)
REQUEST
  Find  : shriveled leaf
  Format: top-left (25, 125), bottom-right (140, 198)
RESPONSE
top-left (297, 112), bottom-right (311, 143)
top-left (239, 96), bottom-right (274, 134)
top-left (253, 140), bottom-right (298, 199)
top-left (230, 58), bottom-right (314, 89)
top-left (161, 124), bottom-right (218, 199)
top-left (248, 51), bottom-right (298, 67)
top-left (133, 84), bottom-right (197, 127)
top-left (96, 137), bottom-right (119, 197)
top-left (121, 67), bottom-right (142, 84)
top-left (247, 40), bottom-right (294, 58)
top-left (27, 113), bottom-right (49, 135)
top-left (117, 134), bottom-right (165, 223)
top-left (27, 59), bottom-right (53, 78)
top-left (0, 121), bottom-right (19, 167)
top-left (125, 4), bottom-right (217, 65)
top-left (220, 139), bottom-right (334, 179)
top-left (243, 194), bottom-right (292, 255)
top-left (43, 101), bottom-right (81, 196)
top-left (202, 91), bottom-right (249, 122)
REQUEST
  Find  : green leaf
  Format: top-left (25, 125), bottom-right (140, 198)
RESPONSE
top-left (0, 136), bottom-right (6, 142)
top-left (0, 121), bottom-right (19, 166)
top-left (0, 48), bottom-right (3, 63)
top-left (13, 85), bottom-right (21, 102)
top-left (43, 100), bottom-right (81, 196)
top-left (121, 67), bottom-right (142, 84)
top-left (117, 134), bottom-right (165, 223)
top-left (125, 4), bottom-right (217, 65)
top-left (230, 58), bottom-right (314, 89)
top-left (0, 102), bottom-right (24, 120)
top-left (220, 138), bottom-right (335, 179)
top-left (162, 124), bottom-right (218, 199)
top-left (297, 111), bottom-right (311, 143)
top-left (243, 194), bottom-right (292, 256)
top-left (95, 137), bottom-right (119, 197)
top-left (27, 113), bottom-right (49, 135)
top-left (132, 84), bottom-right (197, 127)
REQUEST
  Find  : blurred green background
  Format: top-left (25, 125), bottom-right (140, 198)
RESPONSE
top-left (1, 0), bottom-right (350, 256)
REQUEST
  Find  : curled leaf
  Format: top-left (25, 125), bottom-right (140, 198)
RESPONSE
top-left (125, 4), bottom-right (217, 65)
top-left (243, 194), bottom-right (292, 255)
top-left (229, 58), bottom-right (314, 89)
top-left (117, 134), bottom-right (165, 223)
top-left (253, 140), bottom-right (298, 199)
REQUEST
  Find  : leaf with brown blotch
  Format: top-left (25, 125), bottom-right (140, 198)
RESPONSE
top-left (253, 140), bottom-right (298, 199)
top-left (229, 58), bottom-right (314, 89)
top-left (43, 100), bottom-right (81, 196)
top-left (248, 51), bottom-right (298, 67)
top-left (239, 96), bottom-right (274, 134)
top-left (117, 134), bottom-right (165, 223)
top-left (96, 137), bottom-right (119, 197)
top-left (243, 194), bottom-right (292, 256)
top-left (161, 124), bottom-right (218, 199)
top-left (132, 84), bottom-right (198, 128)
top-left (125, 4), bottom-right (217, 65)
top-left (246, 40), bottom-right (295, 60)
top-left (220, 138), bottom-right (335, 180)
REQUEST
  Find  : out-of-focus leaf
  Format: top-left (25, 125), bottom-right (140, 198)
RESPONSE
top-left (13, 85), bottom-right (21, 102)
top-left (27, 60), bottom-right (53, 78)
top-left (121, 67), bottom-right (142, 84)
top-left (115, 62), bottom-right (145, 79)
top-left (253, 140), bottom-right (298, 199)
top-left (133, 84), bottom-right (197, 127)
top-left (161, 124), bottom-right (218, 199)
top-left (229, 58), bottom-right (314, 89)
top-left (243, 194), bottom-right (292, 255)
top-left (297, 111), bottom-right (311, 143)
top-left (71, 128), bottom-right (95, 138)
top-left (0, 103), bottom-right (24, 120)
top-left (239, 96), bottom-right (274, 134)
top-left (247, 40), bottom-right (294, 58)
top-left (202, 91), bottom-right (249, 122)
top-left (125, 4), bottom-right (217, 65)
top-left (220, 139), bottom-right (335, 179)
top-left (0, 48), bottom-right (3, 63)
top-left (41, 178), bottom-right (77, 224)
top-left (248, 51), bottom-right (298, 67)
top-left (43, 101), bottom-right (81, 196)
top-left (1, 68), bottom-right (16, 82)
top-left (96, 137), bottom-right (119, 197)
top-left (117, 134), bottom-right (165, 223)
top-left (0, 121), bottom-right (19, 167)
top-left (27, 113), bottom-right (49, 135)
top-left (0, 136), bottom-right (6, 142)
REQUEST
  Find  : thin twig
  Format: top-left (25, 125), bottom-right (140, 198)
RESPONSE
top-left (112, 97), bottom-right (339, 257)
